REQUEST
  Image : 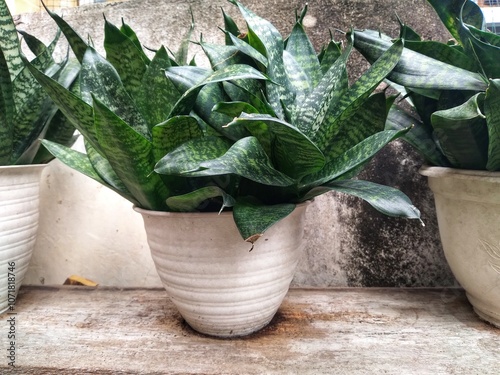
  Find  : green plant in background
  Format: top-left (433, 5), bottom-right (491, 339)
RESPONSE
top-left (29, 0), bottom-right (421, 243)
top-left (353, 0), bottom-right (499, 171)
top-left (0, 0), bottom-right (79, 165)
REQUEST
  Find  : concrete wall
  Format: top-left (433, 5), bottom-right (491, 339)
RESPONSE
top-left (21, 0), bottom-right (455, 287)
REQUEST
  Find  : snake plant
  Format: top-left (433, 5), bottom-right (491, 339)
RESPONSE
top-left (0, 0), bottom-right (78, 165)
top-left (29, 1), bottom-right (421, 242)
top-left (353, 0), bottom-right (499, 171)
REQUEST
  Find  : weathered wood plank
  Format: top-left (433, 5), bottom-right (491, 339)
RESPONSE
top-left (1, 287), bottom-right (499, 374)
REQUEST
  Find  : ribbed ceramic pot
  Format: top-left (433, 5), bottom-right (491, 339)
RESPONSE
top-left (134, 203), bottom-right (309, 337)
top-left (0, 165), bottom-right (46, 314)
top-left (420, 166), bottom-right (500, 327)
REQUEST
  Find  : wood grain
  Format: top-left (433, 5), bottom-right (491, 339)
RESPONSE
top-left (1, 286), bottom-right (498, 374)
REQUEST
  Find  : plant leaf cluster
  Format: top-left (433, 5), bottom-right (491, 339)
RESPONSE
top-left (32, 0), bottom-right (421, 242)
top-left (0, 0), bottom-right (78, 165)
top-left (353, 0), bottom-right (500, 171)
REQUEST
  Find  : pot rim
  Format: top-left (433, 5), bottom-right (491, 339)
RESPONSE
top-left (0, 164), bottom-right (47, 171)
top-left (419, 165), bottom-right (500, 180)
top-left (133, 200), bottom-right (312, 218)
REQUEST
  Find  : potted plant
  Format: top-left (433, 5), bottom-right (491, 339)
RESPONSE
top-left (353, 0), bottom-right (500, 327)
top-left (29, 1), bottom-right (421, 336)
top-left (0, 0), bottom-right (79, 314)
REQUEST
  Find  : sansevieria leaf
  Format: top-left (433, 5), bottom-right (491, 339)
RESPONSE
top-left (233, 199), bottom-right (296, 243)
top-left (93, 95), bottom-right (169, 210)
top-left (352, 29), bottom-right (487, 92)
top-left (431, 93), bottom-right (489, 170)
top-left (302, 179), bottom-right (421, 220)
top-left (80, 47), bottom-right (150, 140)
top-left (104, 18), bottom-right (148, 100)
top-left (226, 113), bottom-right (325, 180)
top-left (167, 186), bottom-right (236, 212)
top-left (484, 79), bottom-right (500, 171)
top-left (24, 58), bottom-right (101, 154)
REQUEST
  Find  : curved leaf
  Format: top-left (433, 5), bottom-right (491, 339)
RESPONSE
top-left (166, 186), bottom-right (236, 212)
top-left (155, 136), bottom-right (232, 176)
top-left (303, 179), bottom-right (421, 220)
top-left (226, 113), bottom-right (325, 180)
top-left (485, 79), bottom-right (500, 171)
top-left (93, 95), bottom-right (168, 210)
top-left (233, 199), bottom-right (296, 243)
top-left (431, 92), bottom-right (489, 169)
top-left (80, 47), bottom-right (150, 139)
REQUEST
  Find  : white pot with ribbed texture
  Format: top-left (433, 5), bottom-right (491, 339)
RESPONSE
top-left (0, 165), bottom-right (46, 314)
top-left (134, 203), bottom-right (309, 337)
top-left (420, 166), bottom-right (500, 328)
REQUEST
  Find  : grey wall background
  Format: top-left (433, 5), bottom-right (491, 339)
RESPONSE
top-left (20, 0), bottom-right (455, 287)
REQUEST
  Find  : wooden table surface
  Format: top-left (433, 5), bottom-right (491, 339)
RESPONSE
top-left (1, 286), bottom-right (499, 374)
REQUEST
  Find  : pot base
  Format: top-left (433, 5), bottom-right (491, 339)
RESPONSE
top-left (467, 293), bottom-right (500, 328)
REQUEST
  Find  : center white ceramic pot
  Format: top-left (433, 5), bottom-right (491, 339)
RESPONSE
top-left (134, 203), bottom-right (309, 337)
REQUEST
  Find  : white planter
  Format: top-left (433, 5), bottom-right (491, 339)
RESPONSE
top-left (0, 164), bottom-right (46, 314)
top-left (134, 203), bottom-right (309, 337)
top-left (420, 166), bottom-right (500, 327)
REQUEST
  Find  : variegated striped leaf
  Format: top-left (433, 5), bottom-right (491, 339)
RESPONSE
top-left (302, 179), bottom-right (421, 220)
top-left (293, 34), bottom-right (352, 138)
top-left (42, 139), bottom-right (139, 205)
top-left (24, 58), bottom-right (102, 155)
top-left (431, 93), bottom-right (489, 170)
top-left (233, 200), bottom-right (295, 243)
top-left (42, 1), bottom-right (88, 63)
top-left (136, 46), bottom-right (180, 129)
top-left (314, 37), bottom-right (403, 158)
top-left (104, 18), bottom-right (148, 100)
top-left (166, 186), bottom-right (236, 212)
top-left (0, 48), bottom-right (14, 164)
top-left (92, 95), bottom-right (169, 210)
top-left (285, 8), bottom-right (321, 89)
top-left (155, 135), bottom-right (232, 176)
top-left (352, 29), bottom-right (487, 92)
top-left (80, 47), bottom-right (150, 140)
top-left (485, 79), bottom-right (500, 171)
top-left (301, 129), bottom-right (408, 190)
top-left (151, 115), bottom-right (203, 162)
top-left (226, 113), bottom-right (325, 180)
top-left (84, 139), bottom-right (135, 199)
top-left (232, 0), bottom-right (294, 119)
top-left (0, 0), bottom-right (23, 81)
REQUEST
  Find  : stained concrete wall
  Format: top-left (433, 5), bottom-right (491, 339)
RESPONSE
top-left (21, 0), bottom-right (455, 287)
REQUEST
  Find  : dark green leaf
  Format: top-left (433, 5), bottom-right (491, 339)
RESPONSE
top-left (166, 186), bottom-right (235, 212)
top-left (42, 1), bottom-right (88, 63)
top-left (233, 199), bottom-right (296, 243)
top-left (136, 46), bottom-right (180, 129)
top-left (352, 29), bottom-right (487, 92)
top-left (431, 92), bottom-right (489, 169)
top-left (484, 79), bottom-right (500, 171)
top-left (80, 47), bottom-right (150, 139)
top-left (93, 95), bottom-right (169, 210)
top-left (0, 0), bottom-right (23, 80)
top-left (301, 129), bottom-right (408, 189)
top-left (24, 57), bottom-right (102, 154)
top-left (104, 18), bottom-right (148, 99)
top-left (303, 179), bottom-right (421, 220)
top-left (386, 105), bottom-right (451, 167)
top-left (285, 15), bottom-right (321, 88)
top-left (151, 115), bottom-right (203, 162)
top-left (155, 136), bottom-right (232, 176)
top-left (227, 113), bottom-right (325, 180)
